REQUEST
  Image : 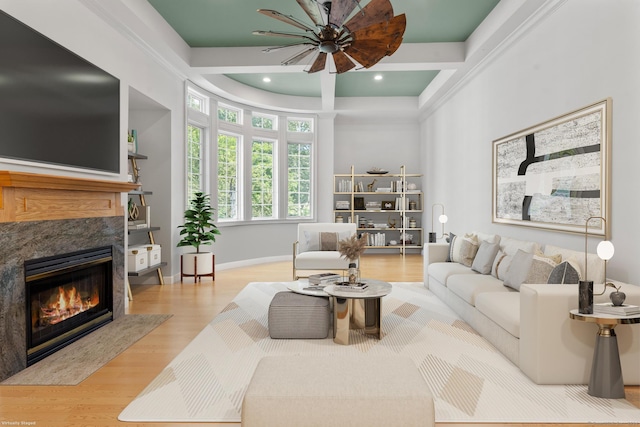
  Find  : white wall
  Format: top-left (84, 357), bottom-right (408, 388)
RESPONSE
top-left (422, 0), bottom-right (640, 284)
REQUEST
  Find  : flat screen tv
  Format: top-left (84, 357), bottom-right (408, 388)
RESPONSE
top-left (0, 11), bottom-right (120, 174)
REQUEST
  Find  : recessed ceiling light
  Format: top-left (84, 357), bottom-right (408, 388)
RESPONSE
top-left (374, 75), bottom-right (383, 81)
top-left (263, 77), bottom-right (271, 83)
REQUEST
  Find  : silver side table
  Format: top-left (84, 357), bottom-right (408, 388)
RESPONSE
top-left (324, 279), bottom-right (392, 345)
top-left (569, 309), bottom-right (640, 398)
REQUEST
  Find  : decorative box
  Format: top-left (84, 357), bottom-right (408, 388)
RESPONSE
top-left (127, 246), bottom-right (149, 272)
top-left (145, 244), bottom-right (162, 267)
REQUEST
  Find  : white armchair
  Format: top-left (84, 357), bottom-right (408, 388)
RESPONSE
top-left (293, 223), bottom-right (358, 279)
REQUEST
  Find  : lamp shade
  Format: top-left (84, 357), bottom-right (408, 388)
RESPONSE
top-left (439, 214), bottom-right (448, 224)
top-left (596, 240), bottom-right (615, 261)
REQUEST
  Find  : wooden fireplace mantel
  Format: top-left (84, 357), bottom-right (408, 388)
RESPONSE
top-left (0, 171), bottom-right (140, 223)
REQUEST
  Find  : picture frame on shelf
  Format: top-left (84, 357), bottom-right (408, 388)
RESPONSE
top-left (354, 197), bottom-right (365, 210)
top-left (381, 200), bottom-right (395, 210)
top-left (492, 98), bottom-right (611, 236)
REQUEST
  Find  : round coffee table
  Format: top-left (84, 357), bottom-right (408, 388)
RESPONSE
top-left (324, 279), bottom-right (392, 345)
top-left (287, 280), bottom-right (329, 297)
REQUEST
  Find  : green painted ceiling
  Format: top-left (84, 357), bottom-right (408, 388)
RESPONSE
top-left (147, 0), bottom-right (500, 98)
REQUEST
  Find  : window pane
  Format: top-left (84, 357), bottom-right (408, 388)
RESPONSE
top-left (187, 124), bottom-right (203, 202)
top-left (218, 133), bottom-right (238, 220)
top-left (187, 94), bottom-right (203, 112)
top-left (288, 143), bottom-right (312, 218)
top-left (287, 118), bottom-right (313, 133)
top-left (252, 113), bottom-right (277, 130)
top-left (218, 105), bottom-right (241, 124)
top-left (251, 140), bottom-right (275, 219)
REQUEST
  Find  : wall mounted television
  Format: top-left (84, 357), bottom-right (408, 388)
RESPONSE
top-left (0, 11), bottom-right (120, 174)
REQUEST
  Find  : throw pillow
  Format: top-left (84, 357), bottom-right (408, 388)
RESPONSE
top-left (523, 250), bottom-right (561, 284)
top-left (446, 232), bottom-right (456, 262)
top-left (491, 250), bottom-right (506, 278)
top-left (471, 241), bottom-right (500, 275)
top-left (547, 260), bottom-right (582, 284)
top-left (503, 249), bottom-right (533, 291)
top-left (319, 232), bottom-right (339, 251)
top-left (450, 233), bottom-right (479, 267)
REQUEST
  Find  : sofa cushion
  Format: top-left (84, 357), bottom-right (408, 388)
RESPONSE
top-left (547, 260), bottom-right (581, 284)
top-left (499, 236), bottom-right (540, 256)
top-left (295, 251), bottom-right (351, 270)
top-left (447, 273), bottom-right (508, 306)
top-left (473, 231), bottom-right (501, 245)
top-left (492, 250), bottom-right (509, 279)
top-left (448, 233), bottom-right (479, 267)
top-left (503, 250), bottom-right (533, 291)
top-left (471, 241), bottom-right (500, 274)
top-left (475, 291), bottom-right (521, 338)
top-left (544, 244), bottom-right (604, 283)
top-left (428, 262), bottom-right (476, 286)
top-left (302, 230), bottom-right (352, 252)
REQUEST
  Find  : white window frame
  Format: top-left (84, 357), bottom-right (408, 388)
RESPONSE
top-left (184, 81), bottom-right (317, 224)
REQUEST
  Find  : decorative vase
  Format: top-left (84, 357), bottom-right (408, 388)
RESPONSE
top-left (579, 280), bottom-right (593, 314)
top-left (610, 290), bottom-right (626, 306)
top-left (348, 262), bottom-right (358, 285)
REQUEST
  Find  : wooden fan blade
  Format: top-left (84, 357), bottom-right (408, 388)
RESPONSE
top-left (329, 0), bottom-right (361, 28)
top-left (282, 46), bottom-right (318, 66)
top-left (296, 0), bottom-right (324, 26)
top-left (263, 42), bottom-right (315, 53)
top-left (307, 52), bottom-right (327, 73)
top-left (258, 9), bottom-right (316, 32)
top-left (332, 50), bottom-right (357, 73)
top-left (253, 30), bottom-right (318, 43)
top-left (343, 0), bottom-right (393, 33)
top-left (344, 40), bottom-right (388, 68)
top-left (350, 14), bottom-right (406, 43)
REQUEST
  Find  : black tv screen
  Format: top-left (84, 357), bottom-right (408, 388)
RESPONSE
top-left (0, 11), bottom-right (120, 174)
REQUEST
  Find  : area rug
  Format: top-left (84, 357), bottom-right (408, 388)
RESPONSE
top-left (1, 313), bottom-right (171, 386)
top-left (119, 282), bottom-right (640, 423)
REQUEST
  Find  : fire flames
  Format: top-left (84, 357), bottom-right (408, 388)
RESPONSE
top-left (38, 285), bottom-right (99, 326)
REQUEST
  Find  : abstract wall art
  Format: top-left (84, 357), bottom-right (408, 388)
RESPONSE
top-left (492, 99), bottom-right (611, 236)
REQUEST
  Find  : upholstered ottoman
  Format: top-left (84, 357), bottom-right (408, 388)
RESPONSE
top-left (268, 291), bottom-right (330, 339)
top-left (241, 355), bottom-right (434, 427)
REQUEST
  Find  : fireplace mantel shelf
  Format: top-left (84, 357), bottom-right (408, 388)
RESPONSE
top-left (0, 171), bottom-right (140, 223)
top-left (0, 171), bottom-right (139, 193)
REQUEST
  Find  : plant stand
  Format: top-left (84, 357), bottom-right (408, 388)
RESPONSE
top-left (180, 253), bottom-right (215, 283)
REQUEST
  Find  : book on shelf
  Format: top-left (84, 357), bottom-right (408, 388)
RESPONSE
top-left (308, 273), bottom-right (341, 285)
top-left (593, 303), bottom-right (640, 316)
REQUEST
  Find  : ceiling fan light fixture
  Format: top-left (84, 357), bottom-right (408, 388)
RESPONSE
top-left (254, 0), bottom-right (405, 74)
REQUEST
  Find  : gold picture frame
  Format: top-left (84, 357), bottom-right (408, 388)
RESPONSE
top-left (492, 98), bottom-right (611, 236)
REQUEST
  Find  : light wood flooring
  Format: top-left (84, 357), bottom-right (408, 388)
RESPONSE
top-left (0, 254), bottom-right (637, 426)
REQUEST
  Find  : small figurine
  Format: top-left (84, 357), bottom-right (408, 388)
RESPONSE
top-left (367, 179), bottom-right (377, 192)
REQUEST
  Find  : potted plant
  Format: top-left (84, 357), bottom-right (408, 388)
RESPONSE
top-left (177, 191), bottom-right (221, 281)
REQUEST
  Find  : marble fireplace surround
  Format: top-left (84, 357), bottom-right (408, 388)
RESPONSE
top-left (0, 171), bottom-right (138, 382)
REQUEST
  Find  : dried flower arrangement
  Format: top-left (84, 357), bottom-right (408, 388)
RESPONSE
top-left (338, 233), bottom-right (367, 261)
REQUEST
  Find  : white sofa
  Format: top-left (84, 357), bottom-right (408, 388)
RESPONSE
top-left (425, 232), bottom-right (640, 385)
top-left (292, 222), bottom-right (357, 279)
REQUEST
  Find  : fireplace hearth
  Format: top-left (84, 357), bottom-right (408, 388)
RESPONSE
top-left (25, 246), bottom-right (114, 365)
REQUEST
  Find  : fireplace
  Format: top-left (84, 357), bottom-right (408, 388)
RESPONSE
top-left (25, 246), bottom-right (114, 365)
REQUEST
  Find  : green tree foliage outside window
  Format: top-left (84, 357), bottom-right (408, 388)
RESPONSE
top-left (288, 143), bottom-right (311, 217)
top-left (187, 124), bottom-right (203, 203)
top-left (217, 133), bottom-right (238, 220)
top-left (252, 140), bottom-right (274, 218)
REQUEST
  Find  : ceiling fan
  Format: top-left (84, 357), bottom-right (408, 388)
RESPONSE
top-left (253, 0), bottom-right (406, 74)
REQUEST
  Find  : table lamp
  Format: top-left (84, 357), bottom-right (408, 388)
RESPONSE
top-left (429, 203), bottom-right (448, 243)
top-left (579, 216), bottom-right (617, 313)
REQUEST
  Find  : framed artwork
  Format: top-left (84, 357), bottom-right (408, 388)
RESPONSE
top-left (492, 98), bottom-right (611, 236)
